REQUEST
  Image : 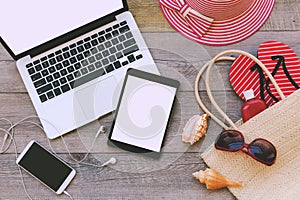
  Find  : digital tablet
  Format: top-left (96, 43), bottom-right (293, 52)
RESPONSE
top-left (108, 68), bottom-right (179, 155)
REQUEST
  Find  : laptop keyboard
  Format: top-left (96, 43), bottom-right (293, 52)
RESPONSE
top-left (25, 21), bottom-right (143, 103)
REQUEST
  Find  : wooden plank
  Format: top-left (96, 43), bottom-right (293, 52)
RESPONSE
top-left (1, 31), bottom-right (300, 93)
top-left (127, 0), bottom-right (300, 32)
top-left (0, 153), bottom-right (235, 200)
top-left (0, 90), bottom-right (242, 154)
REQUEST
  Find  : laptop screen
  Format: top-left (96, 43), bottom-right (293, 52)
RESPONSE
top-left (0, 0), bottom-right (123, 56)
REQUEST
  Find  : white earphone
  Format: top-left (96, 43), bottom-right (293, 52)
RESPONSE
top-left (101, 157), bottom-right (117, 167)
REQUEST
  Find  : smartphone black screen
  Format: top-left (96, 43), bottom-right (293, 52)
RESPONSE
top-left (18, 142), bottom-right (72, 192)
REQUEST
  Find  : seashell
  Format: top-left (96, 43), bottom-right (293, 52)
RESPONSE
top-left (193, 168), bottom-right (243, 190)
top-left (182, 114), bottom-right (209, 145)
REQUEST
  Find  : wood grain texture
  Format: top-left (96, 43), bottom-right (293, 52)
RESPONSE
top-left (127, 0), bottom-right (300, 32)
top-left (0, 0), bottom-right (298, 199)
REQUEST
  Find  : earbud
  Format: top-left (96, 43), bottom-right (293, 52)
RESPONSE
top-left (101, 157), bottom-right (117, 167)
top-left (95, 125), bottom-right (107, 138)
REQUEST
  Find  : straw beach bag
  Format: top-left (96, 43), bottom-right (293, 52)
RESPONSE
top-left (195, 50), bottom-right (300, 199)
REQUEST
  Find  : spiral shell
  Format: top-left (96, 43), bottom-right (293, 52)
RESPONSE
top-left (193, 168), bottom-right (243, 190)
top-left (182, 114), bottom-right (209, 145)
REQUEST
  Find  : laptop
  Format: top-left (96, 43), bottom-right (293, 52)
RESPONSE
top-left (0, 0), bottom-right (159, 139)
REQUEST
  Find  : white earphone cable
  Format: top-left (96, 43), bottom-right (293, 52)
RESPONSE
top-left (0, 116), bottom-right (112, 199)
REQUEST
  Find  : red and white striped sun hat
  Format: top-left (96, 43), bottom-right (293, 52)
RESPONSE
top-left (158, 0), bottom-right (276, 46)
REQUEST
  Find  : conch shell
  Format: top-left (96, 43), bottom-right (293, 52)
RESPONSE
top-left (182, 114), bottom-right (209, 145)
top-left (193, 168), bottom-right (243, 190)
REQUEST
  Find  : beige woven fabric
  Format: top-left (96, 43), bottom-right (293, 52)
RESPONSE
top-left (202, 89), bottom-right (300, 199)
top-left (200, 51), bottom-right (300, 200)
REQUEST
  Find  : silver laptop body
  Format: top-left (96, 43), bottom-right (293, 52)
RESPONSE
top-left (0, 0), bottom-right (159, 139)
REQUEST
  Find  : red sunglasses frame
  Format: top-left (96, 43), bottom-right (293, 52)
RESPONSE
top-left (215, 130), bottom-right (277, 166)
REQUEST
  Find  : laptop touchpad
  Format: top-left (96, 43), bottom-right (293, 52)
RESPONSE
top-left (74, 76), bottom-right (118, 121)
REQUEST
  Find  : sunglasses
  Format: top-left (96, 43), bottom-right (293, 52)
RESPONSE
top-left (215, 130), bottom-right (277, 166)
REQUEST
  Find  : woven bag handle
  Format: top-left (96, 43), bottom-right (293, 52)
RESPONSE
top-left (195, 50), bottom-right (286, 130)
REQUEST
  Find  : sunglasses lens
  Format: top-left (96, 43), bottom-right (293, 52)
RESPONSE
top-left (249, 139), bottom-right (276, 164)
top-left (215, 130), bottom-right (244, 151)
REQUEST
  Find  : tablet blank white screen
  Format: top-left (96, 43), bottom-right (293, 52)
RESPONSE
top-left (111, 76), bottom-right (177, 152)
top-left (0, 0), bottom-right (123, 55)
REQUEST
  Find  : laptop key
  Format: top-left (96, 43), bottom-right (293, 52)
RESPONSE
top-left (136, 54), bottom-right (143, 60)
top-left (63, 52), bottom-right (71, 59)
top-left (31, 73), bottom-right (42, 81)
top-left (67, 74), bottom-right (74, 81)
top-left (113, 61), bottom-right (121, 69)
top-left (60, 69), bottom-right (67, 76)
top-left (88, 56), bottom-right (96, 64)
top-left (91, 47), bottom-right (98, 55)
top-left (52, 80), bottom-right (60, 88)
top-left (105, 64), bottom-right (114, 73)
top-left (60, 77), bottom-right (67, 84)
top-left (72, 67), bottom-right (106, 88)
top-left (112, 30), bottom-right (119, 37)
top-left (98, 36), bottom-right (105, 43)
top-left (70, 48), bottom-right (78, 56)
top-left (62, 47), bottom-right (69, 52)
top-left (77, 54), bottom-right (84, 61)
top-left (62, 60), bottom-right (70, 67)
top-left (48, 53), bottom-right (55, 58)
top-left (46, 75), bottom-right (54, 82)
top-left (123, 38), bottom-right (136, 48)
top-left (56, 55), bottom-right (63, 62)
top-left (74, 71), bottom-right (81, 78)
top-left (105, 33), bottom-right (112, 40)
top-left (35, 64), bottom-right (43, 71)
top-left (46, 91), bottom-right (55, 99)
top-left (113, 24), bottom-right (120, 29)
top-left (102, 58), bottom-right (109, 66)
top-left (119, 25), bottom-right (130, 33)
top-left (84, 37), bottom-right (91, 42)
top-left (118, 35), bottom-right (126, 42)
top-left (49, 58), bottom-right (56, 65)
top-left (61, 84), bottom-right (70, 93)
top-left (88, 64), bottom-right (95, 72)
top-left (128, 54), bottom-right (135, 63)
top-left (54, 88), bottom-right (62, 96)
top-left (95, 61), bottom-right (102, 68)
top-left (84, 42), bottom-right (92, 49)
top-left (39, 94), bottom-right (47, 103)
top-left (70, 57), bottom-right (77, 64)
top-left (42, 61), bottom-right (50, 68)
top-left (123, 45), bottom-right (139, 56)
top-left (97, 44), bottom-right (105, 51)
top-left (37, 83), bottom-right (53, 94)
top-left (67, 66), bottom-right (75, 73)
top-left (126, 32), bottom-right (133, 39)
top-left (81, 67), bottom-right (88, 75)
top-left (49, 66), bottom-right (56, 73)
top-left (55, 63), bottom-right (63, 70)
top-left (77, 45), bottom-right (84, 52)
top-left (41, 56), bottom-right (47, 62)
top-left (81, 59), bottom-right (88, 67)
top-left (83, 50), bottom-right (91, 57)
top-left (53, 72), bottom-right (61, 79)
top-left (34, 78), bottom-right (46, 88)
top-left (120, 21), bottom-right (127, 26)
top-left (91, 39), bottom-right (98, 46)
top-left (41, 69), bottom-right (49, 76)
top-left (74, 63), bottom-right (81, 69)
top-left (33, 60), bottom-right (40, 65)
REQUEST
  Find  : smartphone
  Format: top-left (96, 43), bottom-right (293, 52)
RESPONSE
top-left (16, 140), bottom-right (76, 194)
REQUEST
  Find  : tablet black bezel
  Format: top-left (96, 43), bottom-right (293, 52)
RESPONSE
top-left (108, 68), bottom-right (180, 157)
top-left (0, 0), bottom-right (128, 60)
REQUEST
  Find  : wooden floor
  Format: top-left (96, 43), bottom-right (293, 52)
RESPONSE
top-left (0, 0), bottom-right (299, 199)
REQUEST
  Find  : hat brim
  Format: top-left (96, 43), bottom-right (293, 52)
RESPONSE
top-left (159, 0), bottom-right (276, 46)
